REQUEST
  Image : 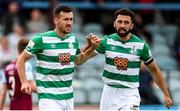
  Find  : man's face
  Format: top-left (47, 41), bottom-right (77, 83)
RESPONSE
top-left (55, 11), bottom-right (73, 34)
top-left (114, 15), bottom-right (133, 37)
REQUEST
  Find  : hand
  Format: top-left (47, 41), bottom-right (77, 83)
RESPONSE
top-left (164, 96), bottom-right (173, 109)
top-left (21, 80), bottom-right (32, 95)
top-left (88, 33), bottom-right (101, 49)
top-left (86, 35), bottom-right (91, 47)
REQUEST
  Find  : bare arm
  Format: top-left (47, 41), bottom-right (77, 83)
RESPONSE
top-left (17, 51), bottom-right (33, 94)
top-left (75, 48), bottom-right (97, 65)
top-left (75, 34), bottom-right (100, 65)
top-left (146, 61), bottom-right (172, 108)
top-left (0, 84), bottom-right (8, 110)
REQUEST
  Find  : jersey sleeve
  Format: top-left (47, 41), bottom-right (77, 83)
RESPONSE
top-left (25, 34), bottom-right (43, 55)
top-left (95, 36), bottom-right (107, 54)
top-left (25, 61), bottom-right (34, 80)
top-left (141, 42), bottom-right (153, 65)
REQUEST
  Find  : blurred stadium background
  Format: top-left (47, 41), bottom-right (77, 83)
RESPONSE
top-left (0, 0), bottom-right (180, 110)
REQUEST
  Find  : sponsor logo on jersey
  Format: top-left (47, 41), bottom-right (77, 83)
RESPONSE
top-left (58, 53), bottom-right (71, 65)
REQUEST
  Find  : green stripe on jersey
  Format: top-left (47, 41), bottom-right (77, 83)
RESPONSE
top-left (37, 54), bottom-right (76, 62)
top-left (36, 80), bottom-right (72, 88)
top-left (42, 42), bottom-right (79, 49)
top-left (36, 66), bottom-right (74, 75)
top-left (106, 58), bottom-right (141, 68)
top-left (103, 70), bottom-right (139, 82)
top-left (38, 92), bottom-right (73, 100)
top-left (107, 84), bottom-right (130, 88)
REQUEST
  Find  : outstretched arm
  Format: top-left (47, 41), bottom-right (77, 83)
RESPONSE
top-left (146, 61), bottom-right (172, 108)
top-left (75, 34), bottom-right (100, 65)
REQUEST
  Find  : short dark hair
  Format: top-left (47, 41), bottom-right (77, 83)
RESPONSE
top-left (114, 8), bottom-right (135, 23)
top-left (18, 38), bottom-right (29, 54)
top-left (54, 5), bottom-right (72, 18)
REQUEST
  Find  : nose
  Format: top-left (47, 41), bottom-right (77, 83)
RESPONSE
top-left (120, 22), bottom-right (125, 28)
top-left (67, 19), bottom-right (73, 25)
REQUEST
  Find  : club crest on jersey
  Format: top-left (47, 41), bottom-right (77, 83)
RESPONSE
top-left (58, 53), bottom-right (70, 65)
top-left (130, 46), bottom-right (137, 55)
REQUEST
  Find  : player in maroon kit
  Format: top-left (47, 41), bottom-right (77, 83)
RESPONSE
top-left (0, 38), bottom-right (36, 110)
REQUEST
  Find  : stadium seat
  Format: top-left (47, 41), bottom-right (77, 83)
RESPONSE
top-left (155, 56), bottom-right (178, 70)
top-left (83, 23), bottom-right (103, 35)
top-left (87, 88), bottom-right (102, 104)
top-left (152, 33), bottom-right (167, 45)
top-left (74, 88), bottom-right (88, 104)
top-left (152, 44), bottom-right (171, 56)
top-left (82, 77), bottom-right (104, 90)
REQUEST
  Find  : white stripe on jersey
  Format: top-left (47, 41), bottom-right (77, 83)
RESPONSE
top-left (37, 86), bottom-right (73, 95)
top-left (106, 51), bottom-right (140, 62)
top-left (36, 73), bottom-right (73, 82)
top-left (43, 49), bottom-right (77, 56)
top-left (37, 60), bottom-right (74, 70)
top-left (104, 64), bottom-right (140, 76)
top-left (107, 38), bottom-right (144, 49)
top-left (42, 36), bottom-right (76, 43)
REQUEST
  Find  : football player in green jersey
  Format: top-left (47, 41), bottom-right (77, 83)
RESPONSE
top-left (16, 5), bottom-right (100, 110)
top-left (89, 8), bottom-right (172, 110)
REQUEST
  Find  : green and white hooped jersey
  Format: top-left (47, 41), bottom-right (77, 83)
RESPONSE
top-left (26, 30), bottom-right (80, 100)
top-left (96, 33), bottom-right (153, 88)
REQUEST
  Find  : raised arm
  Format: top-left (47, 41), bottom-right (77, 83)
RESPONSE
top-left (75, 34), bottom-right (100, 65)
top-left (146, 61), bottom-right (172, 108)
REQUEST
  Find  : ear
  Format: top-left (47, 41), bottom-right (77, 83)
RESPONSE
top-left (54, 18), bottom-right (58, 24)
top-left (130, 23), bottom-right (134, 30)
top-left (113, 21), bottom-right (116, 28)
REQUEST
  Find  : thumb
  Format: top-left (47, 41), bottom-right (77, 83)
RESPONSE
top-left (86, 36), bottom-right (91, 45)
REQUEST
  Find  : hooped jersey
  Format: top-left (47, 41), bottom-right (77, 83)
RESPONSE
top-left (25, 31), bottom-right (80, 101)
top-left (96, 33), bottom-right (153, 88)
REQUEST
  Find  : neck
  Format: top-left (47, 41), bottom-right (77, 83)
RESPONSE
top-left (55, 28), bottom-right (66, 38)
top-left (119, 33), bottom-right (131, 41)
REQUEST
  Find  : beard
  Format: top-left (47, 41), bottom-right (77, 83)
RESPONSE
top-left (62, 26), bottom-right (71, 34)
top-left (116, 28), bottom-right (131, 37)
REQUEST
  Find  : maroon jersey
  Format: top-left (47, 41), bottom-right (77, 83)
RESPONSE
top-left (4, 60), bottom-right (32, 110)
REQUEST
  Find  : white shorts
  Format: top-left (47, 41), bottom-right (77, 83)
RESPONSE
top-left (39, 98), bottom-right (74, 111)
top-left (100, 84), bottom-right (140, 111)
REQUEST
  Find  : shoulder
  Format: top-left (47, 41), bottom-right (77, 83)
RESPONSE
top-left (131, 34), bottom-right (145, 43)
top-left (4, 60), bottom-right (15, 71)
top-left (31, 31), bottom-right (53, 42)
top-left (106, 33), bottom-right (117, 39)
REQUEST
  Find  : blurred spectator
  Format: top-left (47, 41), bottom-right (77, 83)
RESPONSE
top-left (0, 36), bottom-right (13, 68)
top-left (139, 63), bottom-right (162, 105)
top-left (0, 38), bottom-right (35, 110)
top-left (137, 0), bottom-right (155, 25)
top-left (132, 13), bottom-right (152, 45)
top-left (174, 28), bottom-right (180, 67)
top-left (2, 1), bottom-right (26, 35)
top-left (27, 9), bottom-right (49, 35)
top-left (8, 25), bottom-right (27, 57)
